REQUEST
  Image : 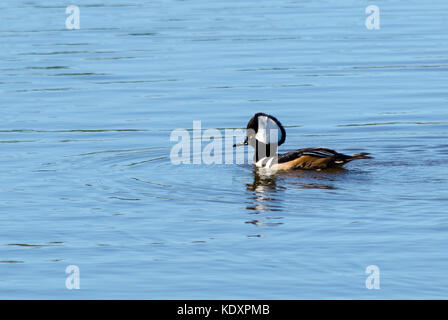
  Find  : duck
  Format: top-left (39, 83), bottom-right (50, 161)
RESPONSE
top-left (233, 112), bottom-right (371, 171)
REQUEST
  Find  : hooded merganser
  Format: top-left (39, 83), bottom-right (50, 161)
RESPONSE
top-left (233, 112), bottom-right (371, 171)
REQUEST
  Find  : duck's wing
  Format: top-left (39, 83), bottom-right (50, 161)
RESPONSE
top-left (277, 148), bottom-right (371, 170)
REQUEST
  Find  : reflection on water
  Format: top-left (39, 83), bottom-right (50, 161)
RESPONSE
top-left (245, 167), bottom-right (341, 227)
top-left (246, 168), bottom-right (282, 214)
top-left (245, 169), bottom-right (283, 232)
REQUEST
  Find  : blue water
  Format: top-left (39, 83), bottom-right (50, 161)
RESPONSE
top-left (1, 0), bottom-right (448, 299)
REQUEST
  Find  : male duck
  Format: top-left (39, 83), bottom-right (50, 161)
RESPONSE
top-left (234, 112), bottom-right (371, 171)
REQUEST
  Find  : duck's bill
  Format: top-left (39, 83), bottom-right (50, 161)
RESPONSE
top-left (233, 138), bottom-right (248, 148)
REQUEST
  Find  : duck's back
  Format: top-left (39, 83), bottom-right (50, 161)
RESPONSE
top-left (274, 147), bottom-right (371, 170)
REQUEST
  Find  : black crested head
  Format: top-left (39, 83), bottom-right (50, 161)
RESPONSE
top-left (245, 112), bottom-right (286, 148)
top-left (242, 113), bottom-right (286, 162)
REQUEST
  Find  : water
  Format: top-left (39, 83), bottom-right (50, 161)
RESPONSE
top-left (1, 0), bottom-right (448, 299)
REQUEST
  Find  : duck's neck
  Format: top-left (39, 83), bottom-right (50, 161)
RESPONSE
top-left (254, 142), bottom-right (277, 162)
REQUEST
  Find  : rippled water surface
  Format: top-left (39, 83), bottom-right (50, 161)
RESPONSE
top-left (1, 0), bottom-right (448, 299)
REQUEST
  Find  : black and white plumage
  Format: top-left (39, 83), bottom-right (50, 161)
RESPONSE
top-left (234, 112), bottom-right (371, 171)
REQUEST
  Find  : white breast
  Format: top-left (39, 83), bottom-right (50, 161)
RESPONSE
top-left (255, 157), bottom-right (276, 168)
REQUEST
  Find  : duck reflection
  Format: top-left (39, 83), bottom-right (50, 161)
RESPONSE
top-left (245, 167), bottom-right (340, 225)
top-left (245, 168), bottom-right (283, 214)
top-left (244, 168), bottom-right (285, 231)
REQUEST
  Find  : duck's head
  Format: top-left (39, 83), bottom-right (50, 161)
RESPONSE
top-left (234, 112), bottom-right (286, 161)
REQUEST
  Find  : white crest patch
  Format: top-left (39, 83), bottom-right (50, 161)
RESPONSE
top-left (255, 116), bottom-right (282, 144)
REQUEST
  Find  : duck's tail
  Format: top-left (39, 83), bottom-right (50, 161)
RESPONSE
top-left (348, 152), bottom-right (372, 161)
